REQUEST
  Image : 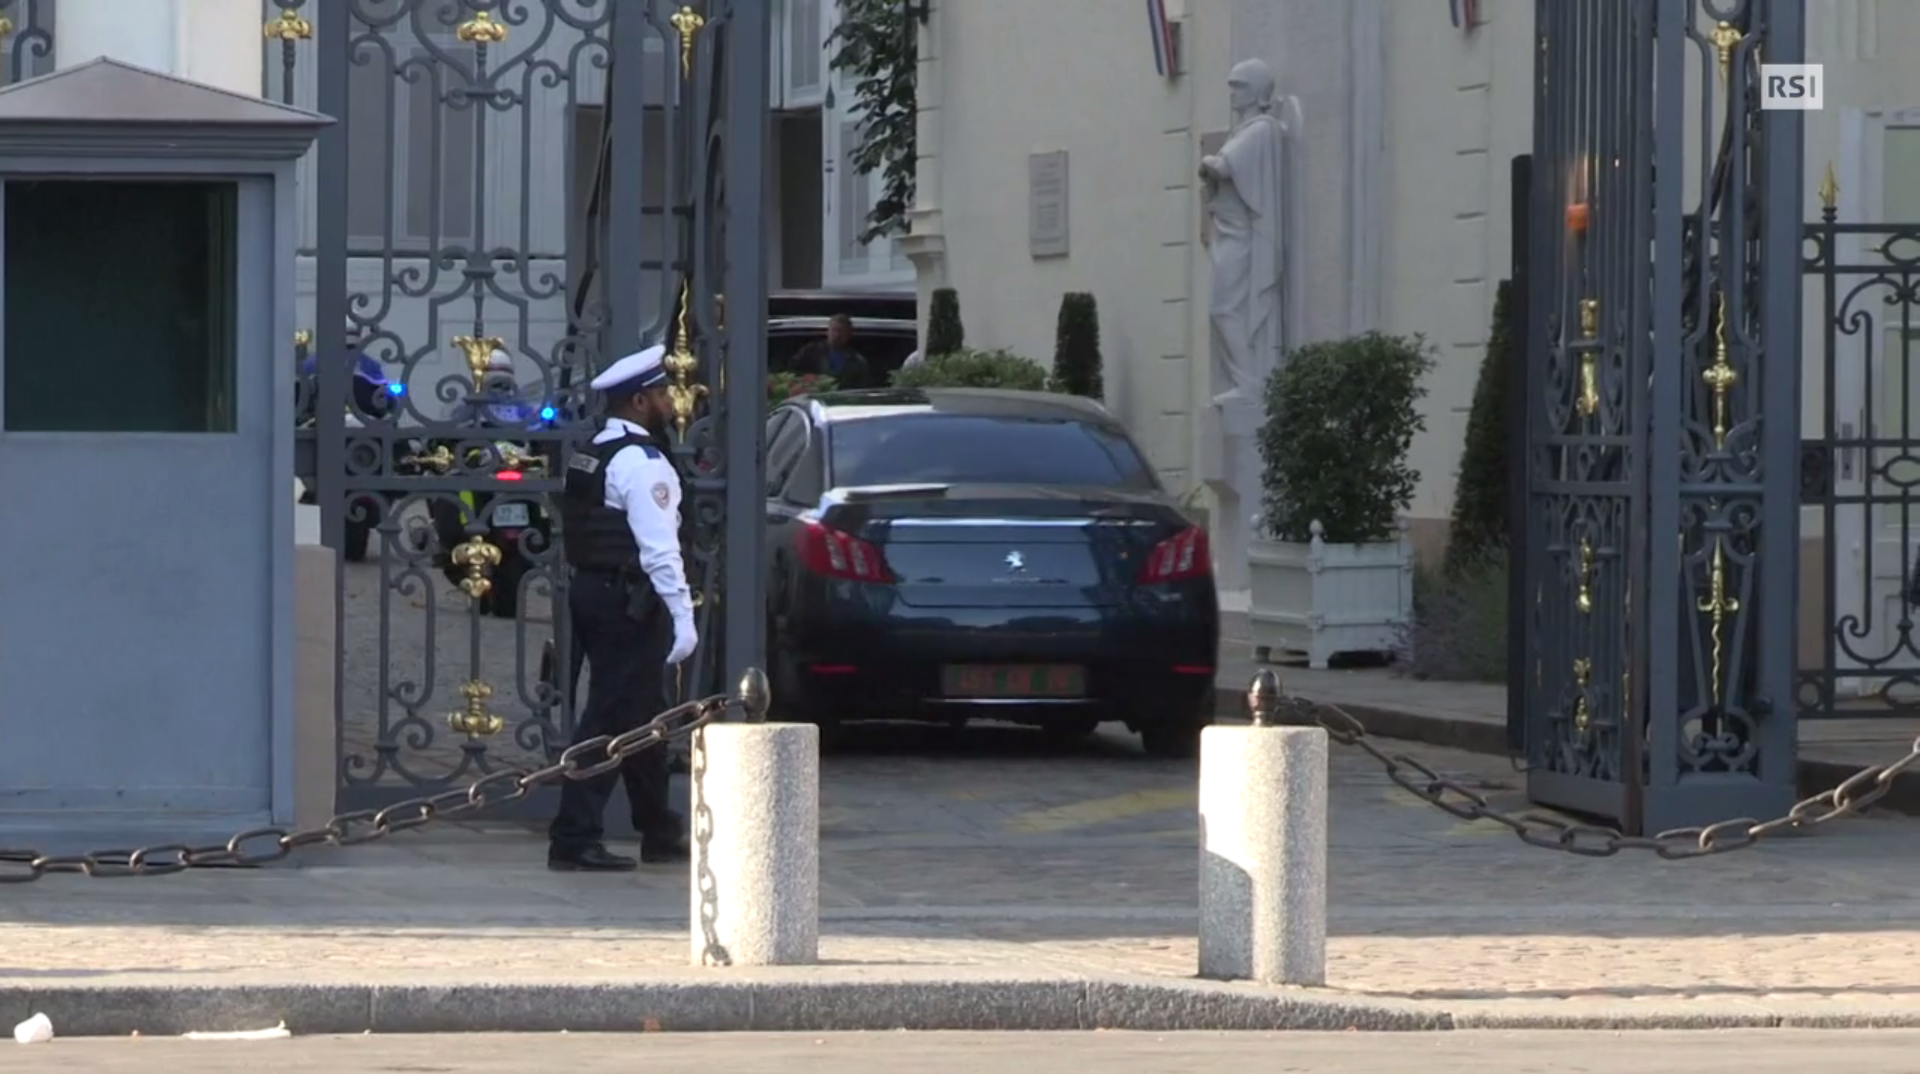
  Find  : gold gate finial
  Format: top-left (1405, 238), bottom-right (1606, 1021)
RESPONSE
top-left (451, 536), bottom-right (503, 600)
top-left (263, 7), bottom-right (312, 41)
top-left (447, 679), bottom-right (504, 738)
top-left (1709, 20), bottom-right (1742, 84)
top-left (664, 279), bottom-right (709, 440)
top-left (453, 335), bottom-right (509, 392)
top-left (456, 9), bottom-right (509, 45)
top-left (1818, 162), bottom-right (1840, 212)
top-left (670, 5), bottom-right (705, 79)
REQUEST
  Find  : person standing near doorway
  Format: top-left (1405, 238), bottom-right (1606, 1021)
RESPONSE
top-left (547, 344), bottom-right (698, 871)
top-left (793, 313), bottom-right (873, 388)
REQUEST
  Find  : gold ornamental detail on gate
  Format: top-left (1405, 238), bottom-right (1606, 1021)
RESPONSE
top-left (670, 5), bottom-right (705, 79)
top-left (664, 279), bottom-right (708, 441)
top-left (451, 535), bottom-right (503, 601)
top-left (448, 679), bottom-right (505, 738)
top-left (263, 8), bottom-right (312, 41)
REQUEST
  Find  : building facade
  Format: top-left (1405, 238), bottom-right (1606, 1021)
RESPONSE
top-left (912, 0), bottom-right (1919, 567)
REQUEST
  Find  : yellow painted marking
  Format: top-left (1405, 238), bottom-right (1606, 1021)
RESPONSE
top-left (1006, 787), bottom-right (1195, 835)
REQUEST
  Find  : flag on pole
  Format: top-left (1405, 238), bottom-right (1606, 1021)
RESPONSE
top-left (1147, 0), bottom-right (1177, 77)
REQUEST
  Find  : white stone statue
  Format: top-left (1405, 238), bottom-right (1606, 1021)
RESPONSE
top-left (1197, 58), bottom-right (1300, 597)
top-left (1201, 58), bottom-right (1298, 405)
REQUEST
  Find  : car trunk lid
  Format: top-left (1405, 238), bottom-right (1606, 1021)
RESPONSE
top-left (819, 484), bottom-right (1185, 608)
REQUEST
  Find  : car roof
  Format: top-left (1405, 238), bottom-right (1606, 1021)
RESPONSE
top-left (799, 387), bottom-right (1117, 427)
top-left (768, 315), bottom-right (916, 337)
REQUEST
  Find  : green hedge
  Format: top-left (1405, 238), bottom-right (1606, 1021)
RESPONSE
top-left (890, 348), bottom-right (1050, 391)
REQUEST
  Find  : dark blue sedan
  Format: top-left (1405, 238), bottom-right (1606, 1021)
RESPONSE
top-left (763, 388), bottom-right (1220, 757)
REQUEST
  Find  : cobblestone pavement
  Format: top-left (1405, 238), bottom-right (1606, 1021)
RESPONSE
top-left (30, 1030), bottom-right (1920, 1074)
top-left (8, 715), bottom-right (1920, 1002)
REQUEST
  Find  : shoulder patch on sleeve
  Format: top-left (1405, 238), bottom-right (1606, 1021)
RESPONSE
top-left (651, 482), bottom-right (671, 508)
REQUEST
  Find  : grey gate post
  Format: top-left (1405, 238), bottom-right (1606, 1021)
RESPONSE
top-left (1524, 0), bottom-right (1803, 831)
top-left (722, 0), bottom-right (770, 693)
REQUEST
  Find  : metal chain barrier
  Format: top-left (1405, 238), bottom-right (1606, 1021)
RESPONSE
top-left (1285, 694), bottom-right (1920, 859)
top-left (0, 690), bottom-right (748, 883)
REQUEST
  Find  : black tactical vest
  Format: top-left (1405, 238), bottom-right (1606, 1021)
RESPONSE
top-left (560, 432), bottom-right (664, 571)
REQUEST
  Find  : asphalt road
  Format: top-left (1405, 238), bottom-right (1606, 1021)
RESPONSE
top-left (19, 1030), bottom-right (1920, 1072)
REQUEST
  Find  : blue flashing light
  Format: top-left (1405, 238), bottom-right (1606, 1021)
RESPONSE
top-left (539, 405), bottom-right (557, 422)
top-left (387, 382), bottom-right (406, 396)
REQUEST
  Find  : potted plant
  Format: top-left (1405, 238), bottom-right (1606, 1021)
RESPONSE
top-left (1249, 332), bottom-right (1432, 668)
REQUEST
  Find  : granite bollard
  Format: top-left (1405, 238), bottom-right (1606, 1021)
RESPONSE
top-left (1196, 670), bottom-right (1328, 985)
top-left (688, 707), bottom-right (820, 968)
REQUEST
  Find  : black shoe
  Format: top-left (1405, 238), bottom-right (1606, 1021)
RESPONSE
top-left (639, 838), bottom-right (690, 864)
top-left (548, 845), bottom-right (638, 872)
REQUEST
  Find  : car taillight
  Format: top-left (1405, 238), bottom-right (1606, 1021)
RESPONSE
top-left (795, 520), bottom-right (891, 582)
top-left (1139, 526), bottom-right (1211, 584)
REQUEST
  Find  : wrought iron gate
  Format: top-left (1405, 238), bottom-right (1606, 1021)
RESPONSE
top-left (278, 0), bottom-right (767, 815)
top-left (1523, 0), bottom-right (1802, 832)
top-left (1799, 182), bottom-right (1920, 717)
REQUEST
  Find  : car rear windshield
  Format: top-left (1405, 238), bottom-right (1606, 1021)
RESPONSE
top-left (828, 413), bottom-right (1159, 490)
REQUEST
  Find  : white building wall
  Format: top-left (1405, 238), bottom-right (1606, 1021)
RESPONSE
top-left (917, 0), bottom-right (1204, 489)
top-left (55, 0), bottom-right (262, 94)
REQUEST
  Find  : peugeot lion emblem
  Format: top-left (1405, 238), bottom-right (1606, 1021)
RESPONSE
top-left (1004, 550), bottom-right (1025, 572)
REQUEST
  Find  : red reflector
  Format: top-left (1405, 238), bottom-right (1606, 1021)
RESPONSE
top-left (810, 664), bottom-right (857, 675)
top-left (496, 470), bottom-right (524, 481)
top-left (1171, 664), bottom-right (1214, 675)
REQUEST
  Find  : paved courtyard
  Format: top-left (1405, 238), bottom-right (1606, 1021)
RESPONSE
top-left (7, 712), bottom-right (1920, 1003)
top-left (15, 552), bottom-right (1879, 1013)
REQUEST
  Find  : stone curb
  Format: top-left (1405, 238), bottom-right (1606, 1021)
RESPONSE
top-left (1213, 686), bottom-right (1920, 816)
top-left (0, 975), bottom-right (1442, 1037)
top-left (10, 976), bottom-right (1920, 1036)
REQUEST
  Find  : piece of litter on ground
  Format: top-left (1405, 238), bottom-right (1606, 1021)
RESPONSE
top-left (13, 1013), bottom-right (53, 1044)
top-left (181, 1023), bottom-right (291, 1042)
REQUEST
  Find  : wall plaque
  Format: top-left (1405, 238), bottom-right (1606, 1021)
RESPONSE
top-left (1028, 150), bottom-right (1069, 258)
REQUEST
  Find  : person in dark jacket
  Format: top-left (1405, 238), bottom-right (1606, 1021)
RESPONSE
top-left (792, 313), bottom-right (873, 388)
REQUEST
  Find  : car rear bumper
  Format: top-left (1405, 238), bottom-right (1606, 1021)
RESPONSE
top-left (779, 591), bottom-right (1218, 724)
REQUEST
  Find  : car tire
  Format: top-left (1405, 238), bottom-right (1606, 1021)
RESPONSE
top-left (485, 557), bottom-right (527, 619)
top-left (1139, 702), bottom-right (1211, 760)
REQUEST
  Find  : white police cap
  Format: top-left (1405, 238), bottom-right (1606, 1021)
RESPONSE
top-left (590, 344), bottom-right (670, 396)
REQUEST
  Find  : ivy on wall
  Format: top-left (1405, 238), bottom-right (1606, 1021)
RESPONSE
top-left (827, 0), bottom-right (917, 244)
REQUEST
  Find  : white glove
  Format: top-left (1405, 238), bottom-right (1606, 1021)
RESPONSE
top-left (666, 615), bottom-right (697, 666)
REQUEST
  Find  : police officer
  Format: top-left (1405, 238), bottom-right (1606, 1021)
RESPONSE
top-left (548, 345), bottom-right (698, 871)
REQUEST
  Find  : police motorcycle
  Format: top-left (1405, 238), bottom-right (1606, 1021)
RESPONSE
top-left (294, 349), bottom-right (416, 563)
top-left (420, 374), bottom-right (566, 620)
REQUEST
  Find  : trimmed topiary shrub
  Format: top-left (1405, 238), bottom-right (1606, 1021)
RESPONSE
top-left (925, 286), bottom-right (965, 357)
top-left (1052, 292), bottom-right (1103, 400)
top-left (1445, 280), bottom-right (1515, 577)
top-left (1400, 547), bottom-right (1509, 682)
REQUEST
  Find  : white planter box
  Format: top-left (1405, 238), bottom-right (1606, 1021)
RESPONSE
top-left (1249, 518), bottom-right (1413, 669)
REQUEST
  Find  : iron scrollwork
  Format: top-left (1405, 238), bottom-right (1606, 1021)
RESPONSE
top-left (1525, 0), bottom-right (1799, 829)
top-left (286, 1), bottom-right (744, 813)
top-left (1799, 162), bottom-right (1920, 715)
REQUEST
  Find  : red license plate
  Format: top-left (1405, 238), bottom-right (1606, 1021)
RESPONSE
top-left (941, 665), bottom-right (1086, 699)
